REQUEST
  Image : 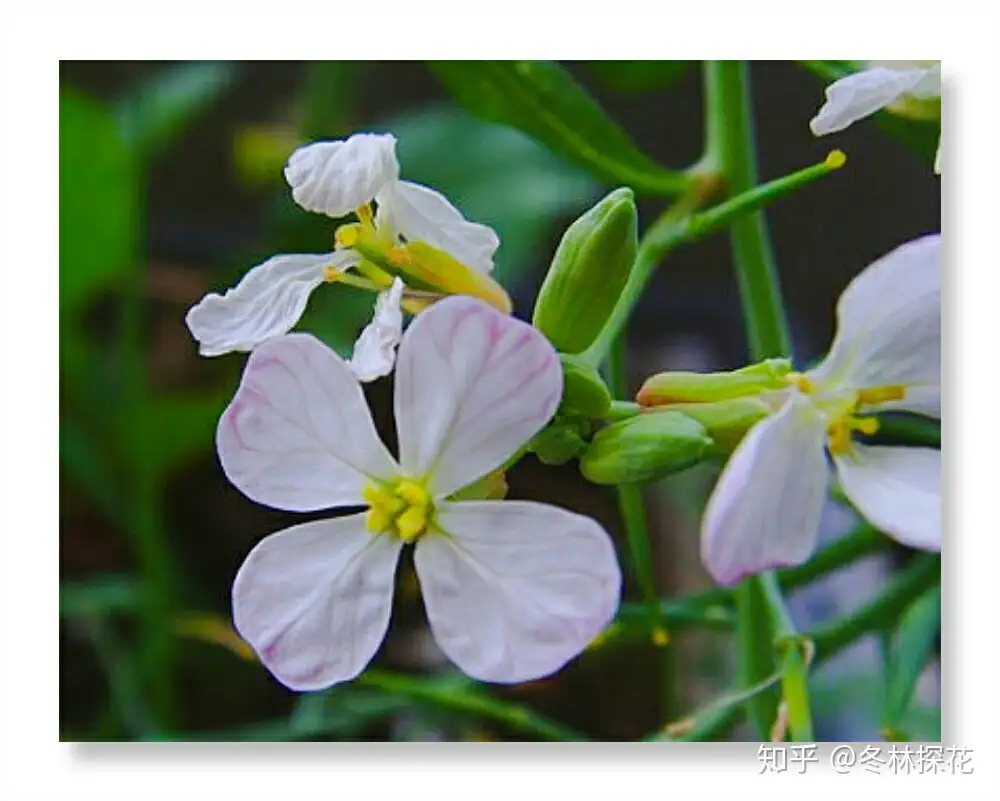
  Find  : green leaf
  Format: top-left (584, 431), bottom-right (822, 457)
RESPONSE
top-left (588, 60), bottom-right (692, 93)
top-left (882, 585), bottom-right (941, 735)
top-left (60, 89), bottom-right (137, 313)
top-left (428, 61), bottom-right (690, 195)
top-left (383, 104), bottom-right (602, 287)
top-left (117, 61), bottom-right (236, 159)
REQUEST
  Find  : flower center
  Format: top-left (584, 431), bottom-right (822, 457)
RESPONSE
top-left (363, 479), bottom-right (434, 542)
top-left (786, 373), bottom-right (906, 456)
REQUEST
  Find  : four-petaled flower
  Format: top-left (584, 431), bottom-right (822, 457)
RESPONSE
top-left (810, 61), bottom-right (941, 173)
top-left (220, 295), bottom-right (622, 690)
top-left (701, 234), bottom-right (941, 585)
top-left (185, 132), bottom-right (506, 381)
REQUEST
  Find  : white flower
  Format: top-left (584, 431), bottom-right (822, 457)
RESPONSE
top-left (185, 132), bottom-right (501, 380)
top-left (701, 234), bottom-right (941, 585)
top-left (219, 295), bottom-right (622, 690)
top-left (810, 62), bottom-right (941, 173)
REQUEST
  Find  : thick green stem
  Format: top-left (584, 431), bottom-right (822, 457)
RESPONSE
top-left (705, 60), bottom-right (804, 740)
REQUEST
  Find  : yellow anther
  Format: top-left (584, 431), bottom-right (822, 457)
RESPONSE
top-left (786, 372), bottom-right (814, 394)
top-left (856, 385), bottom-right (906, 407)
top-left (363, 480), bottom-right (433, 541)
top-left (851, 416), bottom-right (880, 436)
top-left (825, 149), bottom-right (847, 170)
top-left (395, 506), bottom-right (428, 543)
top-left (388, 246), bottom-right (411, 268)
top-left (365, 506), bottom-right (394, 534)
top-left (827, 419), bottom-right (851, 455)
top-left (652, 627), bottom-right (670, 647)
top-left (355, 203), bottom-right (375, 230)
top-left (335, 223), bottom-right (361, 249)
top-left (396, 480), bottom-right (430, 509)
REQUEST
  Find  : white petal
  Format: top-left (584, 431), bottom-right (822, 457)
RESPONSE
top-left (232, 514), bottom-right (402, 691)
top-left (394, 296), bottom-right (562, 498)
top-left (347, 278), bottom-right (405, 382)
top-left (414, 501), bottom-right (621, 683)
top-left (701, 397), bottom-right (830, 585)
top-left (809, 234), bottom-right (941, 416)
top-left (376, 180), bottom-right (499, 274)
top-left (810, 67), bottom-right (933, 135)
top-left (284, 134), bottom-right (399, 218)
top-left (835, 444), bottom-right (940, 551)
top-left (185, 253), bottom-right (334, 356)
top-left (217, 333), bottom-right (399, 512)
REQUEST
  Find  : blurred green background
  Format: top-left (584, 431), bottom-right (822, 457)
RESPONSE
top-left (59, 61), bottom-right (940, 741)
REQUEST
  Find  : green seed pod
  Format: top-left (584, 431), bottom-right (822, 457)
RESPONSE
top-left (531, 425), bottom-right (588, 466)
top-left (637, 358), bottom-right (791, 406)
top-left (560, 354), bottom-right (612, 418)
top-left (532, 187), bottom-right (638, 354)
top-left (580, 411), bottom-right (713, 485)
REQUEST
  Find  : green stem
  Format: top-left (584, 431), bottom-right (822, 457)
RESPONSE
top-left (356, 670), bottom-right (586, 741)
top-left (810, 555), bottom-right (940, 664)
top-left (706, 59), bottom-right (802, 740)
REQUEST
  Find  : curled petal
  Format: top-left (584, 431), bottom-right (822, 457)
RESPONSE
top-left (348, 278), bottom-right (405, 382)
top-left (217, 333), bottom-right (399, 512)
top-left (810, 66), bottom-right (937, 135)
top-left (185, 253), bottom-right (338, 356)
top-left (834, 444), bottom-right (941, 551)
top-left (415, 501), bottom-right (621, 683)
top-left (701, 397), bottom-right (830, 585)
top-left (394, 296), bottom-right (562, 498)
top-left (233, 514), bottom-right (402, 691)
top-left (376, 180), bottom-right (499, 274)
top-left (809, 234), bottom-right (941, 416)
top-left (285, 134), bottom-right (399, 218)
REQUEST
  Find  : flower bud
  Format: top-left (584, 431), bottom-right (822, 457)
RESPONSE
top-left (636, 359), bottom-right (791, 406)
top-left (665, 397), bottom-right (772, 453)
top-left (580, 411), bottom-right (713, 485)
top-left (531, 425), bottom-right (588, 466)
top-left (560, 354), bottom-right (611, 418)
top-left (532, 188), bottom-right (638, 353)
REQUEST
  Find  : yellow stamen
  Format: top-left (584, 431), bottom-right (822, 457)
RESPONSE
top-left (827, 415), bottom-right (880, 455)
top-left (355, 203), bottom-right (375, 230)
top-left (825, 149), bottom-right (847, 170)
top-left (786, 372), bottom-right (814, 394)
top-left (363, 479), bottom-right (433, 541)
top-left (652, 627), bottom-right (670, 647)
top-left (856, 385), bottom-right (906, 407)
top-left (335, 223), bottom-right (361, 249)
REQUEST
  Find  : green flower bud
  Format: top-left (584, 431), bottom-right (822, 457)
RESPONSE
top-left (560, 354), bottom-right (611, 418)
top-left (637, 358), bottom-right (791, 406)
top-left (580, 411), bottom-right (713, 485)
top-left (531, 425), bottom-right (588, 466)
top-left (666, 397), bottom-right (772, 453)
top-left (532, 187), bottom-right (638, 354)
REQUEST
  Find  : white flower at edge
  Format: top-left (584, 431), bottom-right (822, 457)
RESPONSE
top-left (185, 132), bottom-right (500, 381)
top-left (701, 234), bottom-right (941, 585)
top-left (810, 62), bottom-right (941, 173)
top-left (219, 295), bottom-right (622, 690)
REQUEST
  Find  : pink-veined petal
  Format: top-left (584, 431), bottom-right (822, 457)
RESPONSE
top-left (393, 296), bottom-right (562, 498)
top-left (217, 333), bottom-right (399, 512)
top-left (284, 134), bottom-right (399, 218)
top-left (347, 278), bottom-right (404, 382)
top-left (701, 397), bottom-right (830, 585)
top-left (414, 501), bottom-right (621, 683)
top-left (834, 444), bottom-right (941, 551)
top-left (809, 234), bottom-right (941, 417)
top-left (376, 180), bottom-right (499, 274)
top-left (810, 67), bottom-right (934, 136)
top-left (232, 514), bottom-right (402, 691)
top-left (185, 253), bottom-right (337, 356)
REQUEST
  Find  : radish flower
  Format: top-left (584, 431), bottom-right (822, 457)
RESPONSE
top-left (811, 62), bottom-right (941, 172)
top-left (186, 133), bottom-right (506, 381)
top-left (702, 235), bottom-right (941, 585)
top-left (220, 296), bottom-right (622, 690)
